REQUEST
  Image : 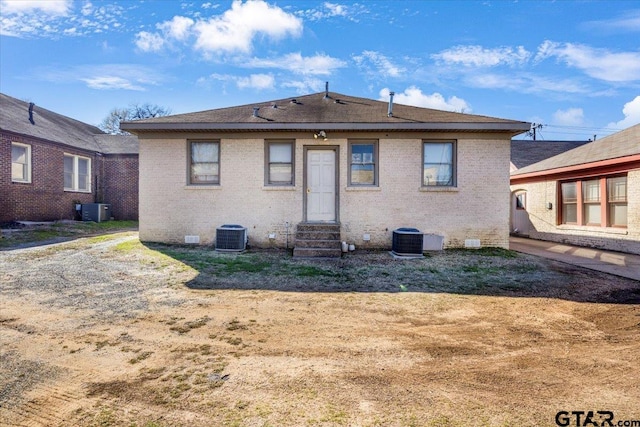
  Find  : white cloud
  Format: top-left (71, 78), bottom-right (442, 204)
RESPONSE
top-left (0, 0), bottom-right (71, 15)
top-left (135, 31), bottom-right (165, 52)
top-left (582, 11), bottom-right (640, 33)
top-left (606, 96), bottom-right (640, 130)
top-left (193, 0), bottom-right (302, 54)
top-left (81, 76), bottom-right (145, 91)
top-left (432, 45), bottom-right (531, 67)
top-left (281, 78), bottom-right (326, 94)
top-left (246, 52), bottom-right (346, 76)
top-left (36, 64), bottom-right (161, 91)
top-left (200, 73), bottom-right (275, 90)
top-left (379, 87), bottom-right (471, 113)
top-left (353, 51), bottom-right (405, 78)
top-left (469, 72), bottom-right (588, 94)
top-left (135, 1), bottom-right (302, 56)
top-left (536, 40), bottom-right (640, 82)
top-left (237, 73), bottom-right (275, 90)
top-left (298, 2), bottom-right (363, 22)
top-left (158, 16), bottom-right (194, 41)
top-left (553, 108), bottom-right (584, 126)
top-left (0, 0), bottom-right (126, 38)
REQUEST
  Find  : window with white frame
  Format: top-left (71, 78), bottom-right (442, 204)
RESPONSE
top-left (189, 141), bottom-right (220, 185)
top-left (266, 140), bottom-right (294, 185)
top-left (349, 141), bottom-right (378, 186)
top-left (11, 142), bottom-right (31, 183)
top-left (423, 141), bottom-right (455, 187)
top-left (63, 154), bottom-right (91, 192)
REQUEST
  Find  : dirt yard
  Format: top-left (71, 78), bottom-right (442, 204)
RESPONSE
top-left (1, 231), bottom-right (639, 427)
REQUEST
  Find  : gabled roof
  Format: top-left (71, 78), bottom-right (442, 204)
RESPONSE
top-left (511, 140), bottom-right (591, 170)
top-left (512, 124), bottom-right (640, 177)
top-left (121, 91), bottom-right (530, 135)
top-left (0, 92), bottom-right (138, 155)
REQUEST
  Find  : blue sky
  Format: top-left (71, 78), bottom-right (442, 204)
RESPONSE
top-left (1, 0), bottom-right (639, 140)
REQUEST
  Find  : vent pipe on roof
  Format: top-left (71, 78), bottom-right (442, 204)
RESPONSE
top-left (387, 91), bottom-right (395, 117)
top-left (28, 102), bottom-right (35, 124)
top-left (324, 81), bottom-right (329, 99)
top-left (252, 107), bottom-right (259, 117)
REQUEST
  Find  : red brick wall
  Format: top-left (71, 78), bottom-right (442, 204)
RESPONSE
top-left (102, 154), bottom-right (139, 220)
top-left (1, 131), bottom-right (138, 223)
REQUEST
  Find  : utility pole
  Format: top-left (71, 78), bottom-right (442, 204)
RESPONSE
top-left (530, 123), bottom-right (543, 140)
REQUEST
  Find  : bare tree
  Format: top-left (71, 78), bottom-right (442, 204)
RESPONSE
top-left (99, 103), bottom-right (171, 134)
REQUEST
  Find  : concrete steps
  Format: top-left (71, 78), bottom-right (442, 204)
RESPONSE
top-left (293, 223), bottom-right (342, 258)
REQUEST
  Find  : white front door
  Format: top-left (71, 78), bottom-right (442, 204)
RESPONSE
top-left (306, 149), bottom-right (336, 222)
top-left (512, 191), bottom-right (531, 235)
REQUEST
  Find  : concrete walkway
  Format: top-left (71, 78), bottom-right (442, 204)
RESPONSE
top-left (509, 236), bottom-right (640, 282)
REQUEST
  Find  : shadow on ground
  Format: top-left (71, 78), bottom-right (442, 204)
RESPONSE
top-left (147, 244), bottom-right (640, 304)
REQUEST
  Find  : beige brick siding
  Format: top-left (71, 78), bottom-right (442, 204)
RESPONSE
top-left (510, 169), bottom-right (640, 255)
top-left (139, 132), bottom-right (512, 249)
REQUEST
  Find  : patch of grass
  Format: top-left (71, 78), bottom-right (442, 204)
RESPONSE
top-left (0, 221), bottom-right (138, 249)
top-left (447, 247), bottom-right (518, 258)
top-left (287, 264), bottom-right (340, 277)
top-left (128, 351), bottom-right (153, 364)
top-left (226, 318), bottom-right (247, 331)
top-left (169, 316), bottom-right (210, 334)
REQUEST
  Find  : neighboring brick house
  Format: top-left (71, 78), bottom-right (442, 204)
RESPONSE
top-left (510, 124), bottom-right (640, 255)
top-left (122, 88), bottom-right (530, 254)
top-left (1, 93), bottom-right (138, 223)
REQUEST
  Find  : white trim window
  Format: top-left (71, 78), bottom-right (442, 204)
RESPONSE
top-left (64, 154), bottom-right (91, 192)
top-left (11, 142), bottom-right (31, 183)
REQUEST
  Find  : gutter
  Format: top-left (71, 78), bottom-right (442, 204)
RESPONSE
top-left (510, 154), bottom-right (640, 184)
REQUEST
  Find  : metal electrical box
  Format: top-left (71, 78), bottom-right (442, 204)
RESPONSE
top-left (82, 203), bottom-right (111, 222)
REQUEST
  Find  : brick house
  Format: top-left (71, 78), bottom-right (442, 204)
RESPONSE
top-left (510, 124), bottom-right (640, 255)
top-left (1, 93), bottom-right (138, 223)
top-left (122, 88), bottom-right (530, 255)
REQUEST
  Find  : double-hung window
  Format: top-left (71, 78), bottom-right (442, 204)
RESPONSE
top-left (560, 182), bottom-right (577, 224)
top-left (64, 154), bottom-right (91, 192)
top-left (559, 175), bottom-right (627, 227)
top-left (349, 141), bottom-right (378, 186)
top-left (423, 141), bottom-right (455, 187)
top-left (607, 176), bottom-right (627, 227)
top-left (266, 140), bottom-right (294, 185)
top-left (189, 141), bottom-right (220, 185)
top-left (11, 142), bottom-right (31, 183)
top-left (582, 179), bottom-right (601, 225)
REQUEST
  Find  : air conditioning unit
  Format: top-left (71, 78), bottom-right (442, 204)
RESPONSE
top-left (81, 203), bottom-right (111, 222)
top-left (215, 224), bottom-right (247, 252)
top-left (392, 227), bottom-right (424, 256)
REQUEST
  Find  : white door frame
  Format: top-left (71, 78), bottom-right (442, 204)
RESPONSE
top-left (303, 146), bottom-right (339, 222)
